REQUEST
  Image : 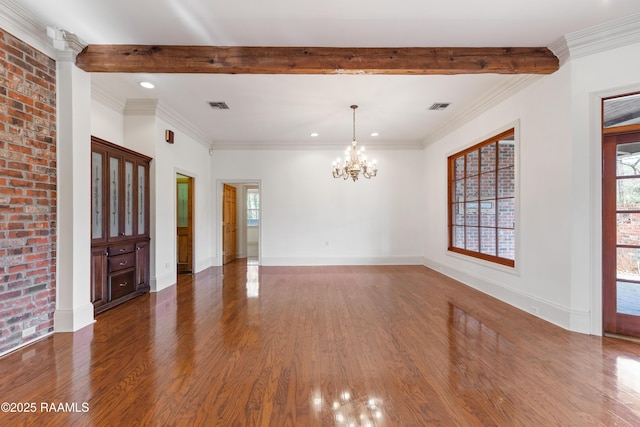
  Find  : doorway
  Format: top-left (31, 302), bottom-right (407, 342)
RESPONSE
top-left (602, 93), bottom-right (640, 338)
top-left (176, 174), bottom-right (194, 274)
top-left (222, 183), bottom-right (237, 264)
top-left (603, 130), bottom-right (640, 337)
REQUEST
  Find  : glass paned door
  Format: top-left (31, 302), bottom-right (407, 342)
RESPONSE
top-left (603, 132), bottom-right (640, 336)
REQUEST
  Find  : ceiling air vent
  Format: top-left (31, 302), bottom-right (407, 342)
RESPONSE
top-left (428, 102), bottom-right (450, 111)
top-left (208, 101), bottom-right (229, 110)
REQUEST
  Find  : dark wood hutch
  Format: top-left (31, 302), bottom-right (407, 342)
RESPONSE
top-left (90, 136), bottom-right (151, 314)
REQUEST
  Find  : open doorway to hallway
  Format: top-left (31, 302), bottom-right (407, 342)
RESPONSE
top-left (219, 180), bottom-right (261, 266)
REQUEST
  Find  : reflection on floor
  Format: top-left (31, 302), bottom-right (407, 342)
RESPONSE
top-left (1, 262), bottom-right (640, 425)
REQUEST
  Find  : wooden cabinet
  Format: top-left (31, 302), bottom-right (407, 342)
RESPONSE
top-left (91, 136), bottom-right (151, 315)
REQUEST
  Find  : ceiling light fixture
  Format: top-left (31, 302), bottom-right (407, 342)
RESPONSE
top-left (139, 81), bottom-right (154, 89)
top-left (332, 105), bottom-right (377, 182)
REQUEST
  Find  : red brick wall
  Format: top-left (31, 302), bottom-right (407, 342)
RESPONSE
top-left (0, 28), bottom-right (57, 354)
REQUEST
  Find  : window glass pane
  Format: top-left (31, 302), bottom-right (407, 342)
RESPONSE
top-left (497, 198), bottom-right (515, 228)
top-left (465, 202), bottom-right (479, 226)
top-left (177, 182), bottom-right (189, 227)
top-left (617, 177), bottom-right (640, 210)
top-left (480, 143), bottom-right (496, 173)
top-left (617, 213), bottom-right (640, 245)
top-left (466, 177), bottom-right (478, 201)
top-left (498, 229), bottom-right (515, 260)
top-left (452, 226), bottom-right (465, 249)
top-left (452, 203), bottom-right (465, 225)
top-left (467, 227), bottom-right (479, 252)
top-left (480, 227), bottom-right (497, 256)
top-left (480, 201), bottom-right (496, 227)
top-left (498, 167), bottom-right (515, 198)
top-left (454, 157), bottom-right (465, 180)
top-left (453, 179), bottom-right (465, 202)
top-left (247, 189), bottom-right (260, 226)
top-left (617, 147), bottom-right (640, 177)
top-left (498, 140), bottom-right (515, 168)
top-left (604, 94), bottom-right (640, 128)
top-left (466, 151), bottom-right (479, 177)
top-left (480, 172), bottom-right (496, 199)
top-left (617, 247), bottom-right (640, 281)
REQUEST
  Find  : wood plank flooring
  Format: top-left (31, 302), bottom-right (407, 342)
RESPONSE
top-left (1, 260), bottom-right (640, 426)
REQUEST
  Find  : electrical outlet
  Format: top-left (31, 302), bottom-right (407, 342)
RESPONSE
top-left (22, 326), bottom-right (36, 338)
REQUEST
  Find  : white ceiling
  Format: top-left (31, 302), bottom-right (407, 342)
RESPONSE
top-left (12, 0), bottom-right (640, 148)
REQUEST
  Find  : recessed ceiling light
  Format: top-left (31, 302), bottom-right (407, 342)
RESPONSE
top-left (370, 132), bottom-right (379, 137)
top-left (310, 132), bottom-right (319, 137)
top-left (140, 81), bottom-right (155, 89)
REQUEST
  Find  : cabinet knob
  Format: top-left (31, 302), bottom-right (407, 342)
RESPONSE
top-left (119, 282), bottom-right (128, 287)
top-left (119, 261), bottom-right (127, 266)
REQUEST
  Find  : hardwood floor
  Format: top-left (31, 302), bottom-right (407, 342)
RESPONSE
top-left (1, 260), bottom-right (640, 426)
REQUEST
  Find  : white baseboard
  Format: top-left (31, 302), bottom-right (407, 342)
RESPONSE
top-left (54, 302), bottom-right (95, 332)
top-left (261, 256), bottom-right (424, 266)
top-left (195, 257), bottom-right (215, 273)
top-left (151, 271), bottom-right (176, 292)
top-left (423, 257), bottom-right (591, 334)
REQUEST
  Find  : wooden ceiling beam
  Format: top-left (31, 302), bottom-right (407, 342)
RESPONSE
top-left (75, 45), bottom-right (559, 75)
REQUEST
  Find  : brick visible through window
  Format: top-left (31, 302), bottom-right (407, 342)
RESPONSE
top-left (448, 129), bottom-right (515, 267)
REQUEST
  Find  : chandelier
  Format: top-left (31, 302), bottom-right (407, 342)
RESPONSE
top-left (332, 105), bottom-right (378, 181)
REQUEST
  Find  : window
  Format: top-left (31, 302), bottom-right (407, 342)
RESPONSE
top-left (247, 188), bottom-right (259, 226)
top-left (448, 128), bottom-right (516, 267)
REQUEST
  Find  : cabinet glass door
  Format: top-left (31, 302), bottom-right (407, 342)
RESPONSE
top-left (125, 161), bottom-right (134, 236)
top-left (138, 164), bottom-right (146, 235)
top-left (109, 157), bottom-right (120, 238)
top-left (91, 151), bottom-right (103, 239)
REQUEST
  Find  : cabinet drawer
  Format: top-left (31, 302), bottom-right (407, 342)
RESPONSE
top-left (109, 243), bottom-right (135, 256)
top-left (110, 270), bottom-right (135, 301)
top-left (109, 252), bottom-right (135, 273)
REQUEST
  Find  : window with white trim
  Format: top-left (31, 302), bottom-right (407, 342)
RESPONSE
top-left (448, 128), bottom-right (516, 267)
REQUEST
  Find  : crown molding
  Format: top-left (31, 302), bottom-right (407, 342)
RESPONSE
top-left (211, 140), bottom-right (423, 151)
top-left (92, 86), bottom-right (125, 113)
top-left (124, 99), bottom-right (159, 115)
top-left (422, 74), bottom-right (541, 147)
top-left (156, 102), bottom-right (211, 148)
top-left (0, 0), bottom-right (54, 56)
top-left (551, 12), bottom-right (640, 64)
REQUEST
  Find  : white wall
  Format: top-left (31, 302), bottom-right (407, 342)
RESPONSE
top-left (570, 41), bottom-right (640, 334)
top-left (212, 148), bottom-right (424, 265)
top-left (91, 99), bottom-right (124, 146)
top-left (91, 100), bottom-right (215, 292)
top-left (423, 66), bottom-right (576, 330)
top-left (153, 117), bottom-right (213, 290)
top-left (423, 40), bottom-right (640, 335)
